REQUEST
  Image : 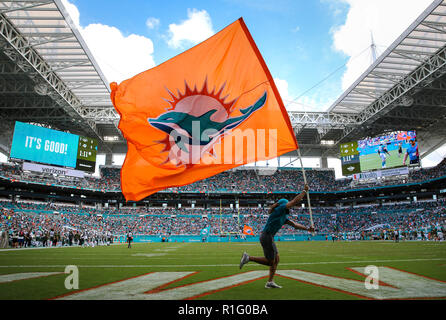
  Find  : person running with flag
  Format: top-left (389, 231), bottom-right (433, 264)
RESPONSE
top-left (239, 184), bottom-right (314, 288)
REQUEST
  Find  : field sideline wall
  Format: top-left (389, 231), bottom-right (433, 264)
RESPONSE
top-left (119, 234), bottom-right (329, 243)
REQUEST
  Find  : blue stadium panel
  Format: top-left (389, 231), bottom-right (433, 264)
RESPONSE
top-left (9, 121), bottom-right (79, 168)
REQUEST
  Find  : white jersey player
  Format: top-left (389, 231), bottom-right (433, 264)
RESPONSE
top-left (378, 145), bottom-right (388, 168)
top-left (437, 225), bottom-right (444, 241)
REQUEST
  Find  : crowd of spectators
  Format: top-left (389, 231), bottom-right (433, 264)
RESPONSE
top-left (0, 156), bottom-right (445, 247)
top-left (0, 163), bottom-right (114, 191)
top-left (0, 207), bottom-right (113, 248)
top-left (1, 198), bottom-right (444, 248)
top-left (1, 156), bottom-right (445, 193)
top-left (410, 158), bottom-right (446, 182)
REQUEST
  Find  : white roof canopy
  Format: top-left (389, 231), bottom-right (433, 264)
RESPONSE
top-left (329, 0), bottom-right (446, 114)
top-left (1, 0), bottom-right (112, 107)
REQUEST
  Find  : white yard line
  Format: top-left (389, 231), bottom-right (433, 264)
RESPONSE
top-left (0, 247), bottom-right (67, 252)
top-left (0, 272), bottom-right (62, 283)
top-left (131, 253), bottom-right (168, 257)
top-left (0, 244), bottom-right (122, 252)
top-left (57, 271), bottom-right (268, 300)
top-left (0, 257), bottom-right (445, 268)
top-left (0, 243), bottom-right (190, 252)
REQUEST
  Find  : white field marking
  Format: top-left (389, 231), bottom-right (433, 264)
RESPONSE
top-left (277, 267), bottom-right (446, 299)
top-left (0, 272), bottom-right (61, 283)
top-left (58, 271), bottom-right (268, 300)
top-left (131, 253), bottom-right (167, 257)
top-left (352, 266), bottom-right (446, 299)
top-left (0, 244), bottom-right (122, 252)
top-left (32, 254), bottom-right (156, 256)
top-left (58, 272), bottom-right (193, 300)
top-left (57, 267), bottom-right (446, 300)
top-left (1, 257), bottom-right (445, 268)
top-left (154, 249), bottom-right (178, 252)
top-left (0, 244), bottom-right (183, 254)
top-left (144, 271), bottom-right (268, 300)
top-left (0, 247), bottom-right (67, 252)
top-left (127, 252), bottom-right (257, 256)
top-left (63, 257), bottom-right (182, 261)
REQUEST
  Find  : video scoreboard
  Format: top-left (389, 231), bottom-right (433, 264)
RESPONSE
top-left (10, 121), bottom-right (98, 173)
top-left (340, 131), bottom-right (418, 176)
top-left (340, 141), bottom-right (361, 175)
top-left (76, 136), bottom-right (98, 172)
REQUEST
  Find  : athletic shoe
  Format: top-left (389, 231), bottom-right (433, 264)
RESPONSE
top-left (239, 252), bottom-right (249, 269)
top-left (265, 281), bottom-right (282, 289)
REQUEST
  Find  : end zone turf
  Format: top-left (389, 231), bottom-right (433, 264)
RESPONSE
top-left (0, 241), bottom-right (445, 300)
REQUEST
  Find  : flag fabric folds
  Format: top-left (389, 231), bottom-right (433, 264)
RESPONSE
top-left (111, 18), bottom-right (298, 201)
top-left (243, 225), bottom-right (254, 236)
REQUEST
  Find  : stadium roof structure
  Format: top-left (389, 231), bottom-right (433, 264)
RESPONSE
top-left (287, 0), bottom-right (446, 158)
top-left (1, 0), bottom-right (446, 160)
top-left (0, 0), bottom-right (119, 154)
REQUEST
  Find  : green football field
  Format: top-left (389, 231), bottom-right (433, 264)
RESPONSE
top-left (0, 241), bottom-right (445, 300)
top-left (360, 149), bottom-right (405, 172)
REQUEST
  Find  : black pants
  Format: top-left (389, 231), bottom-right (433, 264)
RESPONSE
top-left (259, 232), bottom-right (278, 261)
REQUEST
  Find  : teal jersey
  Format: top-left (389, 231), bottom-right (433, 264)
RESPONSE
top-left (263, 200), bottom-right (289, 236)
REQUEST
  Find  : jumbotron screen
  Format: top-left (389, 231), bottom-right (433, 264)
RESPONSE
top-left (340, 131), bottom-right (419, 176)
top-left (9, 121), bottom-right (98, 173)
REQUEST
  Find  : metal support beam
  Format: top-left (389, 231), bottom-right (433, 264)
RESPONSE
top-left (0, 11), bottom-right (103, 141)
top-left (0, 77), bottom-right (36, 93)
top-left (288, 111), bottom-right (359, 129)
top-left (0, 96), bottom-right (60, 109)
top-left (337, 44), bottom-right (446, 143)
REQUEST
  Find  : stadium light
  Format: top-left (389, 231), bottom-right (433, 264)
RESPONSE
top-left (400, 96), bottom-right (414, 107)
top-left (104, 136), bottom-right (119, 141)
top-left (34, 83), bottom-right (49, 96)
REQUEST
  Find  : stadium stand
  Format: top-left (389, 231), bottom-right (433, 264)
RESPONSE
top-left (1, 156), bottom-right (445, 247)
top-left (1, 195), bottom-right (445, 247)
top-left (1, 157), bottom-right (445, 193)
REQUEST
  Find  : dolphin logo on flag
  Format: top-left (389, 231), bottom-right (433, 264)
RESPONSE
top-left (148, 81), bottom-right (267, 166)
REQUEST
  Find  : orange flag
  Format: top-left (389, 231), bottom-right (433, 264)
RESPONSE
top-left (111, 18), bottom-right (298, 201)
top-left (243, 225), bottom-right (254, 236)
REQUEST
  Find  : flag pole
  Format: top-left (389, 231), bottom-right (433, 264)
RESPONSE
top-left (297, 148), bottom-right (315, 235)
top-left (237, 205), bottom-right (242, 240)
top-left (237, 205), bottom-right (240, 233)
top-left (219, 199), bottom-right (222, 236)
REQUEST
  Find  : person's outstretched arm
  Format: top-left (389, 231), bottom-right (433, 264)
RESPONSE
top-left (285, 220), bottom-right (315, 232)
top-left (268, 203), bottom-right (279, 215)
top-left (286, 184), bottom-right (309, 209)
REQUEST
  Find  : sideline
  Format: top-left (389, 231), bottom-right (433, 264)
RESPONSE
top-left (0, 243), bottom-right (121, 252)
top-left (0, 257), bottom-right (445, 268)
